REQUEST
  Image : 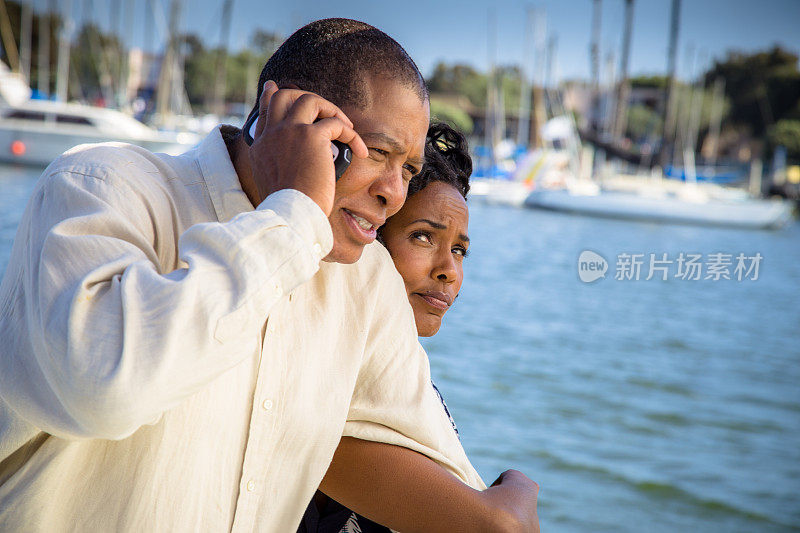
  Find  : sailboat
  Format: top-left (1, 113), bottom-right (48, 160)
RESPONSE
top-left (522, 0), bottom-right (794, 231)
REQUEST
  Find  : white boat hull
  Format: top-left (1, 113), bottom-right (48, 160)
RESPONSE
top-left (0, 124), bottom-right (193, 167)
top-left (470, 178), bottom-right (533, 207)
top-left (524, 189), bottom-right (794, 230)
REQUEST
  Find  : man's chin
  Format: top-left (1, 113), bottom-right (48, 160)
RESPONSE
top-left (322, 243), bottom-right (366, 264)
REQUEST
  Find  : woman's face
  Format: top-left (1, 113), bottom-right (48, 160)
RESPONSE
top-left (380, 180), bottom-right (469, 337)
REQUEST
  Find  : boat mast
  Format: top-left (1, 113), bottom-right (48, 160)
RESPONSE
top-left (705, 77), bottom-right (725, 169)
top-left (516, 6), bottom-right (534, 149)
top-left (612, 0), bottom-right (634, 141)
top-left (54, 0), bottom-right (72, 102)
top-left (212, 0), bottom-right (234, 117)
top-left (0, 0), bottom-right (20, 72)
top-left (531, 7), bottom-right (546, 148)
top-left (684, 51), bottom-right (705, 183)
top-left (155, 0), bottom-right (181, 127)
top-left (37, 0), bottom-right (50, 95)
top-left (19, 0), bottom-right (31, 81)
top-left (589, 0), bottom-right (601, 131)
top-left (658, 0), bottom-right (681, 171)
top-left (485, 8), bottom-right (497, 177)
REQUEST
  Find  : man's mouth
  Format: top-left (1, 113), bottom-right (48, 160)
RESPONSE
top-left (342, 208), bottom-right (383, 242)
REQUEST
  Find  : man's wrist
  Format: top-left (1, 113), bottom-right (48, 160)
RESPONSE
top-left (257, 188), bottom-right (333, 260)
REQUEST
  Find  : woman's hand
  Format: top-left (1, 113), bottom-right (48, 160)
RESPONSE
top-left (483, 469), bottom-right (540, 533)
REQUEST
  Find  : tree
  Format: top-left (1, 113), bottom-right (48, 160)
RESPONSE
top-left (626, 104), bottom-right (662, 141)
top-left (630, 75), bottom-right (668, 89)
top-left (430, 99), bottom-right (473, 135)
top-left (704, 46), bottom-right (800, 136)
top-left (427, 61), bottom-right (524, 112)
top-left (768, 119), bottom-right (800, 160)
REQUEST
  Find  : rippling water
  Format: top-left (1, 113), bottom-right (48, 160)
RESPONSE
top-left (428, 200), bottom-right (800, 532)
top-left (2, 163), bottom-right (799, 531)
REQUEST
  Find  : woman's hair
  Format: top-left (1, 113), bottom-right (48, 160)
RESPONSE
top-left (377, 123), bottom-right (471, 246)
top-left (408, 122), bottom-right (472, 200)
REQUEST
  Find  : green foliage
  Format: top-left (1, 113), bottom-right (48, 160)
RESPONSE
top-left (71, 23), bottom-right (125, 102)
top-left (625, 104), bottom-right (662, 140)
top-left (427, 61), bottom-right (524, 111)
top-left (630, 75), bottom-right (668, 89)
top-left (768, 119), bottom-right (800, 159)
top-left (428, 62), bottom-right (487, 108)
top-left (181, 29), bottom-right (279, 109)
top-left (704, 46), bottom-right (800, 135)
top-left (430, 99), bottom-right (473, 135)
top-left (1, 1), bottom-right (61, 95)
top-left (671, 83), bottom-right (730, 131)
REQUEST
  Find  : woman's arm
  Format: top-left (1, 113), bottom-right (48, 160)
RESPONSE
top-left (319, 437), bottom-right (540, 533)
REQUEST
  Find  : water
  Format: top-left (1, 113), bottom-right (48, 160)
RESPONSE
top-left (2, 163), bottom-right (799, 531)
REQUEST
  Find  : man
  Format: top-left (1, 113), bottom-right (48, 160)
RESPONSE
top-left (0, 18), bottom-right (537, 531)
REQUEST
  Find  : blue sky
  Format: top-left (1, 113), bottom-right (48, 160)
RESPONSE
top-left (76, 0), bottom-right (800, 82)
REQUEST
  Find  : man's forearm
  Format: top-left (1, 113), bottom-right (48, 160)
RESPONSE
top-left (2, 168), bottom-right (329, 440)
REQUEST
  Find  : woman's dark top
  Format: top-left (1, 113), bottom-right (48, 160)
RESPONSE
top-left (297, 381), bottom-right (458, 533)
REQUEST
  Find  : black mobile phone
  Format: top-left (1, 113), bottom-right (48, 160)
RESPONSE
top-left (242, 112), bottom-right (352, 180)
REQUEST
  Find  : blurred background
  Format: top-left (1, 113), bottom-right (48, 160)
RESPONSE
top-left (1, 0), bottom-right (799, 531)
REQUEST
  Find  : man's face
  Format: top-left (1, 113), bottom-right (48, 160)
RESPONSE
top-left (325, 75), bottom-right (429, 264)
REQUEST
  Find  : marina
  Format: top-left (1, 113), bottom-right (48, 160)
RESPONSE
top-left (1, 0), bottom-right (799, 530)
top-left (1, 162), bottom-right (799, 531)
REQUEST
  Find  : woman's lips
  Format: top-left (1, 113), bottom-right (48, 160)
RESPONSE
top-left (414, 291), bottom-right (452, 311)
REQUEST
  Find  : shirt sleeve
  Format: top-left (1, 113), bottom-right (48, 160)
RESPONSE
top-left (2, 163), bottom-right (332, 440)
top-left (341, 250), bottom-right (486, 491)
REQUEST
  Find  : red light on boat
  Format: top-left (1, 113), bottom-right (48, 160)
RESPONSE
top-left (11, 140), bottom-right (26, 156)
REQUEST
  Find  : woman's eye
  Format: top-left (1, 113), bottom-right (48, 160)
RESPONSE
top-left (410, 231), bottom-right (431, 244)
top-left (453, 246), bottom-right (468, 257)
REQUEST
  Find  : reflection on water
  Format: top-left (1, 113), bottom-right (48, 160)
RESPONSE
top-left (2, 164), bottom-right (800, 532)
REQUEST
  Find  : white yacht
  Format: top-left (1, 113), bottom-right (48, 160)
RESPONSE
top-left (0, 62), bottom-right (199, 167)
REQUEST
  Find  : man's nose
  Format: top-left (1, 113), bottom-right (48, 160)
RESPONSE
top-left (369, 165), bottom-right (406, 215)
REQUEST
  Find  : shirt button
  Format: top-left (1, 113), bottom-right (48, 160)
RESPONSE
top-left (312, 243), bottom-right (322, 256)
top-left (262, 399), bottom-right (273, 411)
top-left (246, 479), bottom-right (256, 492)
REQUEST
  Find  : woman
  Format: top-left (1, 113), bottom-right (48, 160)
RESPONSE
top-left (300, 123), bottom-right (539, 533)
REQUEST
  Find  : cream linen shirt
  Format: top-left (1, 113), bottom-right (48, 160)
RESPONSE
top-left (0, 128), bottom-right (485, 532)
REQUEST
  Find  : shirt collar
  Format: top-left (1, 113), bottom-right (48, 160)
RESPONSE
top-left (195, 126), bottom-right (253, 223)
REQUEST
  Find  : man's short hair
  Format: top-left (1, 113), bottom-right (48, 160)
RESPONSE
top-left (246, 18), bottom-right (428, 125)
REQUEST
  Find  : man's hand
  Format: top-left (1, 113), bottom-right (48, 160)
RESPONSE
top-left (247, 80), bottom-right (369, 215)
top-left (485, 469), bottom-right (541, 533)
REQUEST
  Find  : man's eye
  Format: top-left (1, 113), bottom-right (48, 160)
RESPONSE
top-left (369, 147), bottom-right (388, 158)
top-left (403, 164), bottom-right (419, 177)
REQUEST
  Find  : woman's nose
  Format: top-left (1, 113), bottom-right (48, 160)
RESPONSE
top-left (432, 250), bottom-right (458, 283)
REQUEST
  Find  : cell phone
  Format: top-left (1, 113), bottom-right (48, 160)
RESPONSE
top-left (242, 111), bottom-right (352, 180)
